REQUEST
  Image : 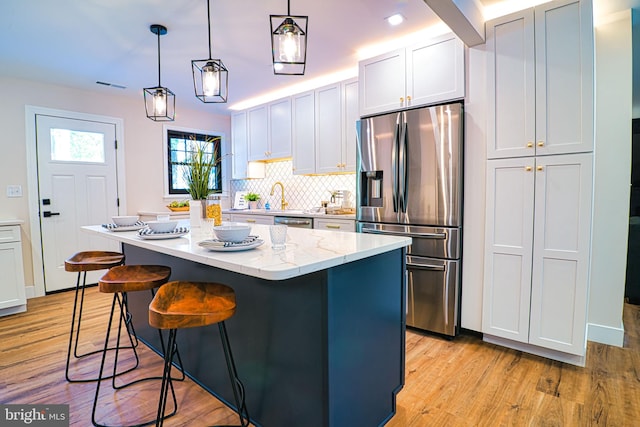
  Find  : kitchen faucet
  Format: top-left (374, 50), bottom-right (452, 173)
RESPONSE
top-left (270, 181), bottom-right (288, 210)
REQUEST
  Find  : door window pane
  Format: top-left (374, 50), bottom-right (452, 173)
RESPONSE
top-left (50, 128), bottom-right (105, 163)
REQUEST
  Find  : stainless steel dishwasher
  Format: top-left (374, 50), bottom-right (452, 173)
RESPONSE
top-left (274, 216), bottom-right (313, 229)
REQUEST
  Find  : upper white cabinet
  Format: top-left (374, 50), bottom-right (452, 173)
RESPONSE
top-left (247, 99), bottom-right (292, 161)
top-left (268, 97), bottom-right (293, 159)
top-left (486, 0), bottom-right (594, 159)
top-left (359, 34), bottom-right (464, 117)
top-left (231, 111), bottom-right (265, 180)
top-left (292, 91), bottom-right (316, 175)
top-left (231, 111), bottom-right (249, 179)
top-left (0, 224), bottom-right (26, 316)
top-left (483, 153), bottom-right (593, 356)
top-left (292, 79), bottom-right (358, 175)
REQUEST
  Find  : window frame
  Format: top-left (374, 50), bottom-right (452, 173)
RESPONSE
top-left (162, 125), bottom-right (224, 198)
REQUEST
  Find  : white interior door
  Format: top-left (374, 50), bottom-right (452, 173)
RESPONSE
top-left (36, 115), bottom-right (120, 292)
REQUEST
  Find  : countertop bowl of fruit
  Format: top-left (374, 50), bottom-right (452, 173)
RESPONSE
top-left (167, 200), bottom-right (190, 212)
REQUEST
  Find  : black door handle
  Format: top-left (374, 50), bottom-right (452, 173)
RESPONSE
top-left (43, 211), bottom-right (60, 218)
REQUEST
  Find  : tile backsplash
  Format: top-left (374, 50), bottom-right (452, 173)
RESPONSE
top-left (230, 160), bottom-right (356, 210)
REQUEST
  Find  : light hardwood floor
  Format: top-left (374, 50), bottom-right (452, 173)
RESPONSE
top-left (1, 287), bottom-right (638, 426)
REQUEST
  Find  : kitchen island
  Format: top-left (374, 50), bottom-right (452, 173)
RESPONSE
top-left (82, 223), bottom-right (410, 427)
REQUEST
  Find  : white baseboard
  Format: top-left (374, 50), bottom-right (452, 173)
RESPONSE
top-left (587, 322), bottom-right (625, 347)
top-left (483, 335), bottom-right (586, 367)
top-left (25, 284), bottom-right (37, 299)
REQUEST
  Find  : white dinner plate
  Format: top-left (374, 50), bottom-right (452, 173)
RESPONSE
top-left (137, 230), bottom-right (189, 240)
top-left (199, 239), bottom-right (264, 252)
top-left (103, 223), bottom-right (147, 232)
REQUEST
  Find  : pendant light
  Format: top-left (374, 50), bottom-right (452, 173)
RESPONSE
top-left (270, 0), bottom-right (308, 75)
top-left (144, 24), bottom-right (175, 121)
top-left (192, 0), bottom-right (228, 103)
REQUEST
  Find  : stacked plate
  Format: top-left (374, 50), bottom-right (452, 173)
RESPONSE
top-left (199, 235), bottom-right (264, 252)
top-left (138, 226), bottom-right (189, 240)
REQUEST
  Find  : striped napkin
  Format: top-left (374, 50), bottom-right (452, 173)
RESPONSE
top-left (102, 221), bottom-right (146, 230)
top-left (138, 226), bottom-right (189, 236)
top-left (200, 235), bottom-right (258, 248)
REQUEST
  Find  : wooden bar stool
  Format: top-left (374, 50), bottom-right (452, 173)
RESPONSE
top-left (149, 281), bottom-right (250, 427)
top-left (92, 265), bottom-right (185, 427)
top-left (64, 250), bottom-right (125, 383)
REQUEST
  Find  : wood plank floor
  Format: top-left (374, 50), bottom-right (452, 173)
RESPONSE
top-left (1, 287), bottom-right (638, 426)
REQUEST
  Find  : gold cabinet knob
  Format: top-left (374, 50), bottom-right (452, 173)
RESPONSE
top-left (525, 166), bottom-right (532, 171)
top-left (537, 141), bottom-right (544, 147)
top-left (400, 97), bottom-right (404, 103)
top-left (407, 95), bottom-right (412, 102)
top-left (536, 165), bottom-right (543, 171)
top-left (527, 142), bottom-right (533, 148)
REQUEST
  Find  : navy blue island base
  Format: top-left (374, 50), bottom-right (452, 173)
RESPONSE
top-left (124, 243), bottom-right (406, 427)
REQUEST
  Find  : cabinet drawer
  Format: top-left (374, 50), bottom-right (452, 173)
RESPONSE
top-left (229, 214), bottom-right (274, 225)
top-left (314, 218), bottom-right (355, 232)
top-left (0, 225), bottom-right (20, 244)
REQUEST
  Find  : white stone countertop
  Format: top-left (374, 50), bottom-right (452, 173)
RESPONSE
top-left (82, 221), bottom-right (409, 281)
top-left (223, 209), bottom-right (355, 220)
top-left (0, 219), bottom-right (25, 226)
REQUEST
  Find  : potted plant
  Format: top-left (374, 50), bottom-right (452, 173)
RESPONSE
top-left (244, 192), bottom-right (260, 209)
top-left (183, 136), bottom-right (220, 225)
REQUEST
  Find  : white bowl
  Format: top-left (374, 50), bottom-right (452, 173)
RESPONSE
top-left (112, 215), bottom-right (139, 226)
top-left (146, 220), bottom-right (178, 233)
top-left (213, 225), bottom-right (251, 242)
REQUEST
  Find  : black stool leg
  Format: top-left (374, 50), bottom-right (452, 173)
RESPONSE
top-left (91, 293), bottom-right (118, 427)
top-left (66, 271), bottom-right (139, 383)
top-left (218, 321), bottom-right (250, 427)
top-left (156, 328), bottom-right (179, 427)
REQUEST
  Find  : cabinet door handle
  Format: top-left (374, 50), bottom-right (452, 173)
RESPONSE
top-left (525, 166), bottom-right (532, 172)
top-left (537, 141), bottom-right (544, 147)
top-left (326, 224), bottom-right (341, 229)
top-left (537, 166), bottom-right (543, 171)
top-left (527, 142), bottom-right (533, 148)
top-left (245, 219), bottom-right (257, 223)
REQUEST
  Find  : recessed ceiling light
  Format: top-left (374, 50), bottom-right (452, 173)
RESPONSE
top-left (387, 14), bottom-right (404, 26)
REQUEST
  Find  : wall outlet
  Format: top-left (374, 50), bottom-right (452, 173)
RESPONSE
top-left (7, 185), bottom-right (22, 198)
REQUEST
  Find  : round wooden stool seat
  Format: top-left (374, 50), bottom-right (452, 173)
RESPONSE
top-left (98, 265), bottom-right (171, 294)
top-left (149, 281), bottom-right (236, 330)
top-left (65, 251), bottom-right (124, 272)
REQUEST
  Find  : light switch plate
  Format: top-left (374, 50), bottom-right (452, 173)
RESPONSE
top-left (7, 185), bottom-right (22, 198)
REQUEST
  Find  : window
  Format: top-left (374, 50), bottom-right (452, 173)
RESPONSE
top-left (167, 129), bottom-right (222, 196)
top-left (50, 128), bottom-right (105, 162)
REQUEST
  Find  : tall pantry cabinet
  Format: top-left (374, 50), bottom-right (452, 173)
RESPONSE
top-left (482, 0), bottom-right (594, 361)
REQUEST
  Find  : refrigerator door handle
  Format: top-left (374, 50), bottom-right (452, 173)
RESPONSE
top-left (398, 115), bottom-right (408, 212)
top-left (361, 228), bottom-right (447, 239)
top-left (406, 262), bottom-right (446, 271)
top-left (391, 113), bottom-right (401, 213)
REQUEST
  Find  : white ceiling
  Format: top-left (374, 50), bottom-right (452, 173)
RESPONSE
top-left (0, 0), bottom-right (508, 116)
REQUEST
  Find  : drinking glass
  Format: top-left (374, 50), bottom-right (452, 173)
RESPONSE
top-left (269, 224), bottom-right (287, 250)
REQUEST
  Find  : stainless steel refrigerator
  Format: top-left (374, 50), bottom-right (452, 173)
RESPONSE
top-left (356, 102), bottom-right (463, 337)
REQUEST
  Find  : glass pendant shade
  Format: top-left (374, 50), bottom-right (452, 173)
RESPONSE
top-left (144, 86), bottom-right (175, 121)
top-left (192, 0), bottom-right (228, 103)
top-left (144, 24), bottom-right (175, 121)
top-left (270, 6), bottom-right (307, 75)
top-left (192, 58), bottom-right (228, 103)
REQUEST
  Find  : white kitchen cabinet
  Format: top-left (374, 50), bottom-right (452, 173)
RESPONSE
top-left (483, 153), bottom-right (593, 356)
top-left (315, 84), bottom-right (342, 174)
top-left (313, 218), bottom-right (355, 232)
top-left (359, 33), bottom-right (464, 117)
top-left (0, 224), bottom-right (27, 316)
top-left (486, 0), bottom-right (593, 159)
top-left (248, 99), bottom-right (292, 161)
top-left (292, 91), bottom-right (316, 175)
top-left (268, 97), bottom-right (292, 159)
top-left (229, 214), bottom-right (274, 225)
top-left (341, 79), bottom-right (358, 172)
top-left (231, 111), bottom-right (265, 179)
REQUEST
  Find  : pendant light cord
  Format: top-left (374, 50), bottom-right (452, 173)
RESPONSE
top-left (157, 30), bottom-right (162, 86)
top-left (287, 0), bottom-right (291, 16)
top-left (207, 0), bottom-right (213, 60)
